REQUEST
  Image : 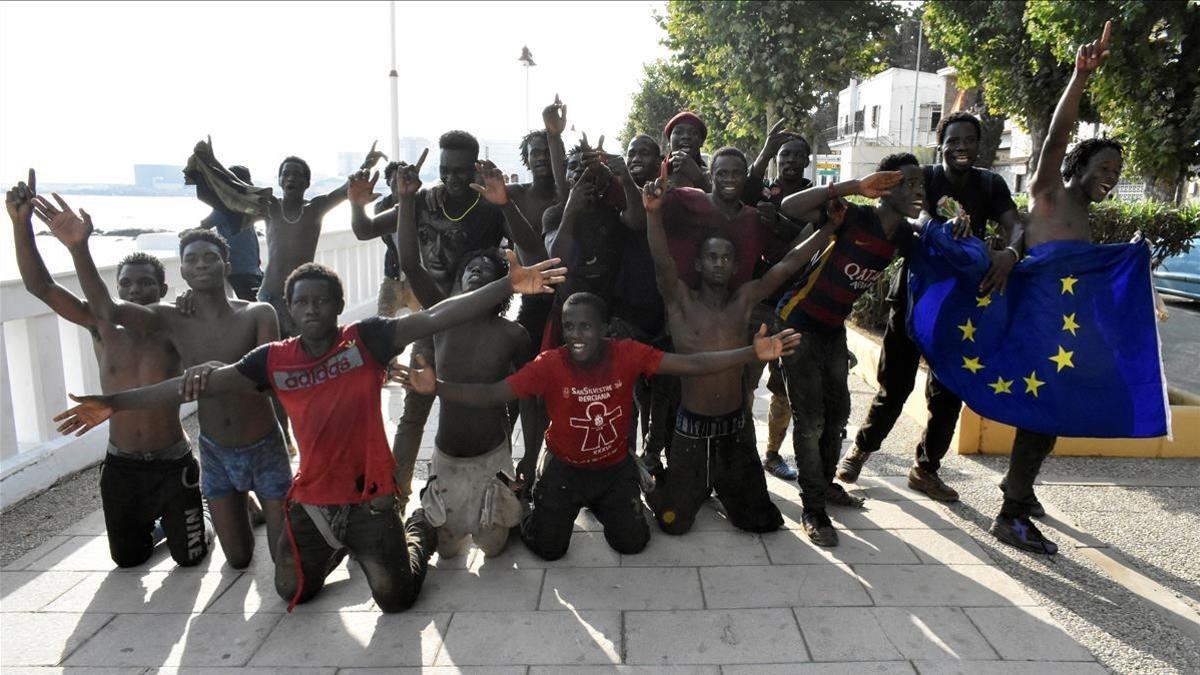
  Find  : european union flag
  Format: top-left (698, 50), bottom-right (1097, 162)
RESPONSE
top-left (907, 221), bottom-right (1169, 438)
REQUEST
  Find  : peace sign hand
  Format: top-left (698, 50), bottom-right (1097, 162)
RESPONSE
top-left (1076, 20), bottom-right (1112, 75)
top-left (391, 148), bottom-right (428, 197)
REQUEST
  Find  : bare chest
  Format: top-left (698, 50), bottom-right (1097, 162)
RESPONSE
top-left (95, 328), bottom-right (180, 389)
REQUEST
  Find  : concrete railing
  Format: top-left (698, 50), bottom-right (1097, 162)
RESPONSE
top-left (0, 226), bottom-right (383, 508)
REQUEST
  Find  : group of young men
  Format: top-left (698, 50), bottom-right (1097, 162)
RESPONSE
top-left (16, 23), bottom-right (1126, 612)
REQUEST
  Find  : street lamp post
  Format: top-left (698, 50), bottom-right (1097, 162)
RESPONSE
top-left (519, 46), bottom-right (536, 132)
top-left (389, 1), bottom-right (400, 161)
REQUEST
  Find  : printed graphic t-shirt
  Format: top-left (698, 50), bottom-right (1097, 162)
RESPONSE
top-left (506, 339), bottom-right (664, 468)
top-left (236, 319), bottom-right (396, 504)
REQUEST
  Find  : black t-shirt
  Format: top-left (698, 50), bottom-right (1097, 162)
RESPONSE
top-left (889, 165), bottom-right (1017, 301)
top-left (415, 187), bottom-right (507, 270)
top-left (543, 201), bottom-right (627, 303)
top-left (235, 317), bottom-right (397, 389)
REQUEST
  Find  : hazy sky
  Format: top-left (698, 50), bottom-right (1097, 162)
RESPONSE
top-left (0, 1), bottom-right (669, 184)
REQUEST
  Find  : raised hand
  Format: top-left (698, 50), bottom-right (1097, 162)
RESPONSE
top-left (470, 160), bottom-right (509, 205)
top-left (1076, 20), bottom-right (1112, 75)
top-left (826, 196), bottom-right (849, 230)
top-left (179, 361), bottom-right (221, 401)
top-left (53, 394), bottom-right (113, 437)
top-left (6, 169), bottom-right (37, 224)
top-left (392, 148), bottom-right (428, 197)
top-left (669, 150), bottom-right (703, 181)
top-left (753, 324), bottom-right (802, 361)
top-left (348, 169), bottom-right (381, 206)
top-left (856, 171), bottom-right (902, 198)
top-left (393, 353), bottom-right (437, 394)
top-left (564, 171), bottom-right (598, 215)
top-left (543, 94), bottom-right (567, 135)
top-left (360, 140), bottom-right (389, 171)
top-left (33, 193), bottom-right (93, 249)
top-left (505, 249), bottom-right (567, 295)
top-left (762, 118), bottom-right (800, 157)
top-left (175, 288), bottom-right (197, 316)
top-left (642, 161), bottom-right (670, 213)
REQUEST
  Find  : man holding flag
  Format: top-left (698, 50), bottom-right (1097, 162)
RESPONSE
top-left (908, 21), bottom-right (1169, 555)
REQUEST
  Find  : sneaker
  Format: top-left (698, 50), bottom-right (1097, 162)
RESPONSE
top-left (991, 514), bottom-right (1058, 555)
top-left (907, 466), bottom-right (959, 502)
top-left (825, 483), bottom-right (866, 508)
top-left (763, 454), bottom-right (798, 481)
top-left (836, 445), bottom-right (870, 483)
top-left (999, 479), bottom-right (1046, 518)
top-left (801, 510), bottom-right (838, 547)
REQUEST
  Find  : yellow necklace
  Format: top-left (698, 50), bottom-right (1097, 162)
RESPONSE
top-left (441, 194), bottom-right (481, 222)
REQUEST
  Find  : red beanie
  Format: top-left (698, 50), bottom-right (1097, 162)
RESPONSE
top-left (663, 112), bottom-right (708, 145)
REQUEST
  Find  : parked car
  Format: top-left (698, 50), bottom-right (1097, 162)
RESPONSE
top-left (1155, 236), bottom-right (1200, 301)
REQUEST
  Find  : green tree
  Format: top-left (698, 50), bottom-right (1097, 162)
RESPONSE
top-left (620, 59), bottom-right (689, 146)
top-left (924, 0), bottom-right (1083, 176)
top-left (1026, 1), bottom-right (1200, 203)
top-left (648, 0), bottom-right (902, 153)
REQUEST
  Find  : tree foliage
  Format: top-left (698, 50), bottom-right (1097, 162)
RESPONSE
top-left (619, 60), bottom-right (688, 147)
top-left (1025, 1), bottom-right (1200, 203)
top-left (621, 0), bottom-right (902, 153)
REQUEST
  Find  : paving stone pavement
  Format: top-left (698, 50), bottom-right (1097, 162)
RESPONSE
top-left (0, 377), bottom-right (1110, 672)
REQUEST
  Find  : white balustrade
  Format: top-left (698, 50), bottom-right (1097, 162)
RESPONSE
top-left (0, 226), bottom-right (385, 508)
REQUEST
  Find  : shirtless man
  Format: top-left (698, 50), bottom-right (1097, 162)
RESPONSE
top-left (775, 157), bottom-right (916, 546)
top-left (348, 131), bottom-right (542, 509)
top-left (50, 208), bottom-right (287, 569)
top-left (395, 291), bottom-right (801, 560)
top-left (54, 251), bottom-right (566, 612)
top-left (260, 142), bottom-right (385, 335)
top-left (991, 22), bottom-right (1120, 555)
top-left (642, 158), bottom-right (840, 535)
top-left (9, 172), bottom-right (207, 569)
top-left (663, 112), bottom-right (712, 192)
top-left (394, 155), bottom-right (538, 557)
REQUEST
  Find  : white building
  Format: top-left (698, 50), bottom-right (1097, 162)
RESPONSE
top-left (828, 68), bottom-right (944, 180)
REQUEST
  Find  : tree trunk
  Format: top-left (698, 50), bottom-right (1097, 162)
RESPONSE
top-left (977, 109), bottom-right (1005, 169)
top-left (1025, 114), bottom-right (1050, 178)
top-left (1143, 173), bottom-right (1184, 205)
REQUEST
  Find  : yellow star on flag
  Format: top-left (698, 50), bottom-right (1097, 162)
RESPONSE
top-left (958, 318), bottom-right (977, 342)
top-left (1049, 345), bottom-right (1075, 372)
top-left (976, 294), bottom-right (992, 308)
top-left (1023, 371), bottom-right (1045, 397)
top-left (962, 356), bottom-right (984, 374)
top-left (1062, 313), bottom-right (1080, 336)
top-left (989, 376), bottom-right (1013, 394)
top-left (1060, 275), bottom-right (1078, 295)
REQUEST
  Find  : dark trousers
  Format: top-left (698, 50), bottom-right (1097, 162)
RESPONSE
top-left (228, 274), bottom-right (262, 302)
top-left (521, 454), bottom-right (650, 560)
top-left (393, 337), bottom-right (435, 508)
top-left (781, 327), bottom-right (852, 512)
top-left (100, 452), bottom-right (208, 568)
top-left (854, 296), bottom-right (964, 472)
top-left (646, 410), bottom-right (782, 535)
top-left (1001, 429), bottom-right (1057, 517)
top-left (275, 496), bottom-right (434, 613)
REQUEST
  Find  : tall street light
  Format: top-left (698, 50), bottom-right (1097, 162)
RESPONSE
top-left (519, 46), bottom-right (536, 132)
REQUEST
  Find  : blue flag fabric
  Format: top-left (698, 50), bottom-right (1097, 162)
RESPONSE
top-left (907, 221), bottom-right (1169, 438)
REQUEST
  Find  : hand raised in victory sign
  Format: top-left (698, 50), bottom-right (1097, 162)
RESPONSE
top-left (347, 169), bottom-right (381, 207)
top-left (1076, 20), bottom-right (1112, 76)
top-left (33, 193), bottom-right (94, 250)
top-left (360, 140), bottom-right (389, 171)
top-left (6, 169), bottom-right (37, 224)
top-left (391, 148), bottom-right (428, 197)
top-left (752, 324), bottom-right (802, 361)
top-left (470, 160), bottom-right (509, 205)
top-left (642, 161), bottom-right (670, 213)
top-left (505, 249), bottom-right (567, 295)
top-left (543, 94), bottom-right (567, 136)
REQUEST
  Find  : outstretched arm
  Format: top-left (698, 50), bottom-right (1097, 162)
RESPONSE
top-left (742, 199), bottom-right (844, 305)
top-left (1031, 21), bottom-right (1112, 197)
top-left (389, 250), bottom-right (565, 354)
top-left (642, 164), bottom-right (687, 304)
top-left (53, 366), bottom-right (259, 436)
top-left (8, 171), bottom-right (95, 328)
top-left (393, 354), bottom-right (518, 406)
top-left (34, 194), bottom-right (164, 333)
top-left (780, 172), bottom-right (901, 224)
top-left (604, 149), bottom-right (646, 230)
top-left (658, 325), bottom-right (801, 376)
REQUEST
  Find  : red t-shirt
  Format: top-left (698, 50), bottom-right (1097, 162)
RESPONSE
top-left (661, 187), bottom-right (764, 289)
top-left (506, 339), bottom-right (664, 468)
top-left (236, 322), bottom-right (394, 505)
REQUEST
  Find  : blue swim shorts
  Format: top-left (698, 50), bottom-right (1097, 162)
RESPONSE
top-left (199, 427), bottom-right (293, 501)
